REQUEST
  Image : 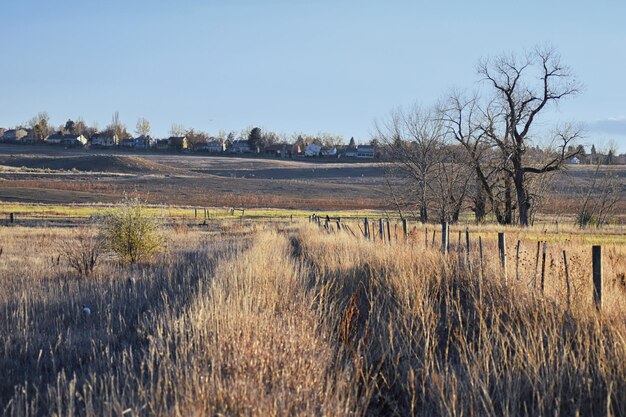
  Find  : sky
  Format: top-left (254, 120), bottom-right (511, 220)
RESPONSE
top-left (1, 0), bottom-right (625, 152)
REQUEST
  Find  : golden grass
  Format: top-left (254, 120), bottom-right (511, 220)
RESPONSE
top-left (0, 220), bottom-right (624, 416)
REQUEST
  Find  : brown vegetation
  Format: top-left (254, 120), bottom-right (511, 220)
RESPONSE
top-left (1, 219), bottom-right (624, 416)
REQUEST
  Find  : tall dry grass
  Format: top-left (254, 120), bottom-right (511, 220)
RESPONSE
top-left (0, 220), bottom-right (625, 416)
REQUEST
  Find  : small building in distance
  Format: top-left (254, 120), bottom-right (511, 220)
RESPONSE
top-left (168, 136), bottom-right (188, 151)
top-left (344, 146), bottom-right (358, 158)
top-left (304, 143), bottom-right (322, 157)
top-left (154, 138), bottom-right (170, 150)
top-left (91, 133), bottom-right (118, 148)
top-left (134, 135), bottom-right (151, 149)
top-left (1, 128), bottom-right (28, 142)
top-left (46, 133), bottom-right (88, 147)
top-left (206, 139), bottom-right (225, 153)
top-left (229, 140), bottom-right (252, 154)
top-left (263, 143), bottom-right (288, 157)
top-left (321, 147), bottom-right (337, 157)
top-left (119, 138), bottom-right (135, 148)
top-left (356, 145), bottom-right (375, 159)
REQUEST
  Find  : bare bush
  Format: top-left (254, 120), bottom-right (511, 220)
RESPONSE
top-left (59, 226), bottom-right (103, 277)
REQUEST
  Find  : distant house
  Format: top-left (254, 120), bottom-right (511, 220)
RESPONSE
top-left (23, 129), bottom-right (39, 143)
top-left (356, 145), bottom-right (375, 159)
top-left (304, 143), bottom-right (322, 157)
top-left (120, 138), bottom-right (135, 148)
top-left (291, 143), bottom-right (303, 157)
top-left (2, 128), bottom-right (28, 142)
top-left (168, 136), bottom-right (188, 151)
top-left (154, 139), bottom-right (170, 150)
top-left (91, 133), bottom-right (118, 147)
top-left (321, 147), bottom-right (337, 157)
top-left (206, 139), bottom-right (225, 153)
top-left (134, 135), bottom-right (151, 149)
top-left (568, 156), bottom-right (581, 165)
top-left (46, 134), bottom-right (87, 147)
top-left (229, 140), bottom-right (252, 154)
top-left (264, 143), bottom-right (288, 157)
top-left (344, 146), bottom-right (358, 158)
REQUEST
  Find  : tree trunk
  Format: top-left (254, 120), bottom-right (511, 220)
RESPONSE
top-left (420, 182), bottom-right (428, 223)
top-left (514, 167), bottom-right (530, 226)
top-left (474, 173), bottom-right (485, 223)
top-left (504, 176), bottom-right (513, 224)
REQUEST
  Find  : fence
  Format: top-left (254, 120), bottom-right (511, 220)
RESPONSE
top-left (309, 215), bottom-right (612, 311)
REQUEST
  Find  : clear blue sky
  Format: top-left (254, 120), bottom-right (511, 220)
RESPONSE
top-left (1, 0), bottom-right (625, 152)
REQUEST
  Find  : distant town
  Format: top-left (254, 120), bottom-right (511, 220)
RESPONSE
top-left (1, 114), bottom-right (624, 164)
top-left (0, 115), bottom-right (378, 160)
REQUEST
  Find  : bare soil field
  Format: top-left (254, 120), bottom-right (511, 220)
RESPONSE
top-left (0, 144), bottom-right (624, 216)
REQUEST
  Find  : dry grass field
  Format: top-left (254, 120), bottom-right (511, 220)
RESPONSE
top-left (2, 145), bottom-right (624, 217)
top-left (1, 216), bottom-right (625, 416)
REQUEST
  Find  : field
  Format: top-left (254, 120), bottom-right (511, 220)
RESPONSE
top-left (1, 145), bottom-right (625, 218)
top-left (1, 215), bottom-right (625, 416)
top-left (1, 145), bottom-right (626, 416)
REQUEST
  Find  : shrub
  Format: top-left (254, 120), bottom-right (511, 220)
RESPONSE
top-left (60, 226), bottom-right (104, 277)
top-left (103, 198), bottom-right (164, 263)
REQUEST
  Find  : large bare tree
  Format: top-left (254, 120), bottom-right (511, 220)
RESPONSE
top-left (478, 46), bottom-right (582, 226)
top-left (376, 105), bottom-right (445, 222)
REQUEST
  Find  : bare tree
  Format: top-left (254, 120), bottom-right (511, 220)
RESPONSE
top-left (169, 123), bottom-right (187, 137)
top-left (431, 146), bottom-right (473, 223)
top-left (376, 104), bottom-right (445, 222)
top-left (442, 92), bottom-right (509, 223)
top-left (135, 117), bottom-right (151, 137)
top-left (105, 111), bottom-right (128, 139)
top-left (577, 164), bottom-right (622, 228)
top-left (27, 111), bottom-right (51, 142)
top-left (478, 46), bottom-right (582, 226)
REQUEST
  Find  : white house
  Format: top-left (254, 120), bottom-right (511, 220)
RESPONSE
top-left (321, 147), bottom-right (337, 157)
top-left (229, 140), bottom-right (252, 153)
top-left (206, 140), bottom-right (225, 153)
top-left (568, 156), bottom-right (581, 164)
top-left (46, 134), bottom-right (87, 146)
top-left (91, 133), bottom-right (118, 147)
top-left (2, 128), bottom-right (28, 142)
top-left (344, 146), bottom-right (358, 158)
top-left (304, 143), bottom-right (322, 157)
top-left (357, 145), bottom-right (375, 159)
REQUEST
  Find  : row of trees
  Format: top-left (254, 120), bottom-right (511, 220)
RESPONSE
top-left (378, 46), bottom-right (590, 227)
top-left (25, 111), bottom-right (149, 141)
top-left (21, 112), bottom-right (351, 151)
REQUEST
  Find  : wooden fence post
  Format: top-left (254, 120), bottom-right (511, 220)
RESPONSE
top-left (515, 240), bottom-right (521, 281)
top-left (532, 241), bottom-right (541, 289)
top-left (425, 228), bottom-right (428, 247)
top-left (457, 230), bottom-right (462, 261)
top-left (9, 213), bottom-right (15, 224)
top-left (379, 219), bottom-right (384, 241)
top-left (441, 222), bottom-right (448, 254)
top-left (540, 242), bottom-right (547, 294)
top-left (386, 219), bottom-right (391, 243)
top-left (563, 250), bottom-right (571, 310)
top-left (498, 232), bottom-right (507, 284)
top-left (465, 227), bottom-right (470, 265)
top-left (479, 235), bottom-right (484, 281)
top-left (402, 218), bottom-right (408, 240)
top-left (593, 245), bottom-right (602, 310)
top-left (364, 218), bottom-right (369, 239)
